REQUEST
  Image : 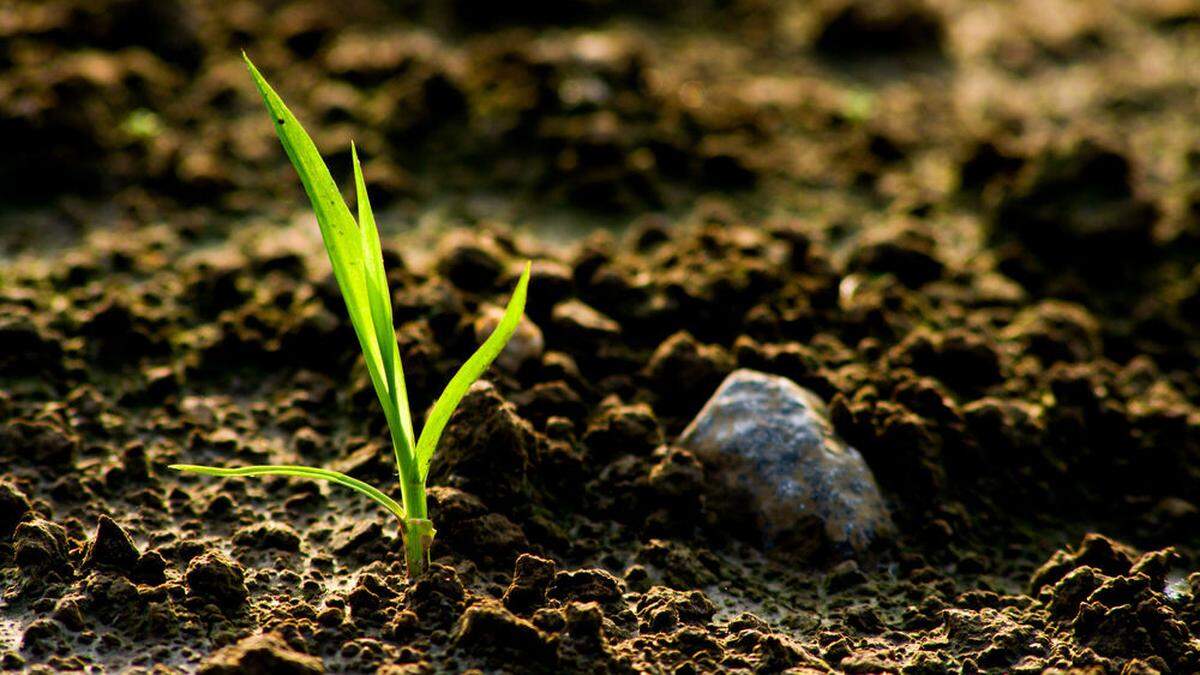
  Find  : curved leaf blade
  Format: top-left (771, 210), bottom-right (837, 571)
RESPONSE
top-left (170, 464), bottom-right (405, 520)
top-left (415, 262), bottom-right (531, 481)
top-left (243, 54), bottom-right (399, 440)
top-left (352, 144), bottom-right (415, 463)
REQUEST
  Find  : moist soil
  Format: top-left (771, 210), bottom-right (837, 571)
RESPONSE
top-left (3, 0), bottom-right (1200, 673)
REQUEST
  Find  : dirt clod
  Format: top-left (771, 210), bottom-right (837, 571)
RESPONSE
top-left (14, 518), bottom-right (70, 576)
top-left (503, 553), bottom-right (558, 614)
top-left (185, 551), bottom-right (248, 609)
top-left (453, 601), bottom-right (557, 666)
top-left (198, 633), bottom-right (324, 675)
top-left (814, 0), bottom-right (946, 57)
top-left (0, 481), bottom-right (31, 537)
top-left (233, 522), bottom-right (302, 552)
top-left (80, 515), bottom-right (141, 574)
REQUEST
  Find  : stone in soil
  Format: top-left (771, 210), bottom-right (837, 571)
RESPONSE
top-left (679, 369), bottom-right (894, 557)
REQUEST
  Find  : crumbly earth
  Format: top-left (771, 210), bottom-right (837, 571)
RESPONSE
top-left (3, 0), bottom-right (1200, 673)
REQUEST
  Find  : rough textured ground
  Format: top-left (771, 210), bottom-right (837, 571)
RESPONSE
top-left (3, 0), bottom-right (1200, 672)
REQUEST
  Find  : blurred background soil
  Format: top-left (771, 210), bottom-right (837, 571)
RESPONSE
top-left (3, 0), bottom-right (1200, 672)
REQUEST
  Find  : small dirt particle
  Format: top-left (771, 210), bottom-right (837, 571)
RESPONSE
top-left (436, 237), bottom-right (506, 292)
top-left (446, 512), bottom-right (528, 568)
top-left (847, 225), bottom-right (945, 288)
top-left (635, 539), bottom-right (718, 588)
top-left (563, 601), bottom-right (606, 652)
top-left (644, 331), bottom-right (735, 416)
top-left (51, 596), bottom-right (86, 632)
top-left (134, 551), bottom-right (168, 585)
top-left (647, 446), bottom-right (705, 500)
top-left (827, 560), bottom-right (867, 593)
top-left (20, 618), bottom-right (70, 655)
top-left (1030, 533), bottom-right (1135, 593)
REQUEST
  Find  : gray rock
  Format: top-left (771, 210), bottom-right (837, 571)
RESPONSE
top-left (679, 369), bottom-right (893, 557)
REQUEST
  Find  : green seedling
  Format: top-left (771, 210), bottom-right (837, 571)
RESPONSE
top-left (171, 55), bottom-right (531, 577)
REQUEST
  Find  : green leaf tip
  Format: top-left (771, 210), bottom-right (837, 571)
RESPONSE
top-left (415, 261), bottom-right (532, 480)
top-left (243, 56), bottom-right (409, 473)
top-left (352, 140), bottom-right (416, 464)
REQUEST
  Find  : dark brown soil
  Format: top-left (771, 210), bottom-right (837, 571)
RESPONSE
top-left (3, 0), bottom-right (1200, 672)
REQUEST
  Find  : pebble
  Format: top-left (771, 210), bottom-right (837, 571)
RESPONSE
top-left (679, 369), bottom-right (894, 556)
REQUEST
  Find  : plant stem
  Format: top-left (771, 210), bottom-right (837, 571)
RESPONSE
top-left (401, 477), bottom-right (432, 577)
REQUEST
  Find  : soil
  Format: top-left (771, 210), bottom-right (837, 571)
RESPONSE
top-left (3, 0), bottom-right (1200, 673)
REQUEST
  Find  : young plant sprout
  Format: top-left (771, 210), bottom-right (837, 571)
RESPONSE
top-left (171, 55), bottom-right (532, 577)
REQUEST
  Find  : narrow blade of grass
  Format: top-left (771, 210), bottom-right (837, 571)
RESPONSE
top-left (415, 262), bottom-right (531, 481)
top-left (243, 54), bottom-right (398, 437)
top-left (169, 464), bottom-right (406, 520)
top-left (352, 144), bottom-right (415, 462)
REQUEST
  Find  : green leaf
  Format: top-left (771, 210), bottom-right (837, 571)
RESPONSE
top-left (243, 54), bottom-right (404, 463)
top-left (352, 144), bottom-right (415, 466)
top-left (169, 464), bottom-right (406, 520)
top-left (415, 262), bottom-right (532, 481)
